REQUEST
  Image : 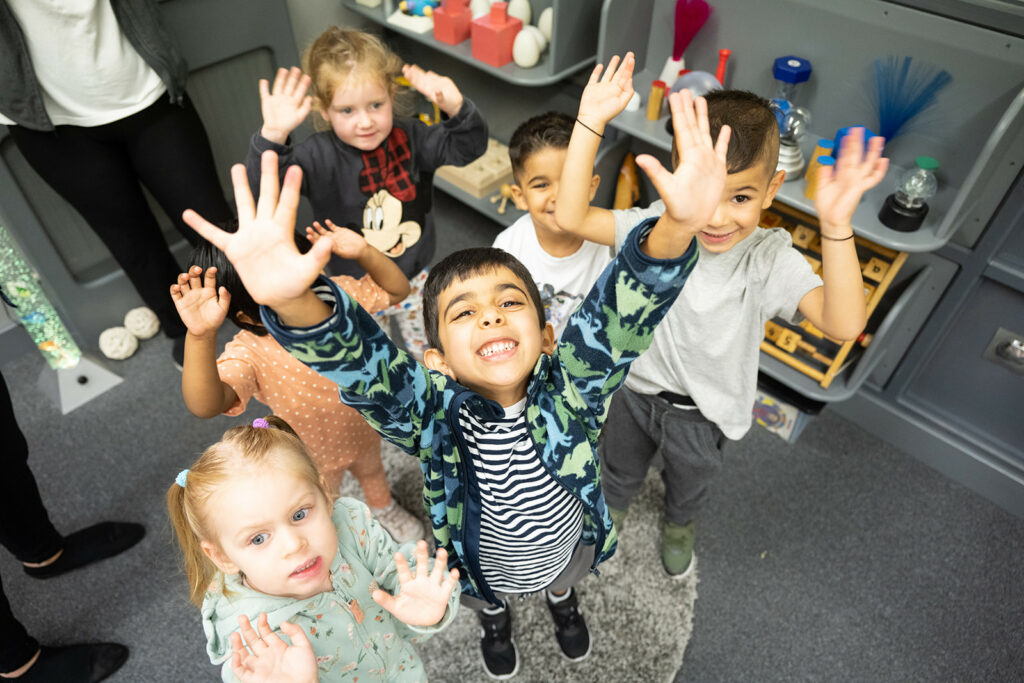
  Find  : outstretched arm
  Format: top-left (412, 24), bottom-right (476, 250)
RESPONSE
top-left (371, 540), bottom-right (461, 628)
top-left (170, 266), bottom-right (239, 417)
top-left (635, 89), bottom-right (730, 259)
top-left (402, 64), bottom-right (464, 118)
top-left (258, 67), bottom-right (312, 145)
top-left (183, 151), bottom-right (335, 328)
top-left (306, 220), bottom-right (411, 304)
top-left (554, 53), bottom-right (636, 245)
top-left (798, 127), bottom-right (887, 340)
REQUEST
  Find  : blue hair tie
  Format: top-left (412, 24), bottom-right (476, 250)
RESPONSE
top-left (175, 469), bottom-right (189, 488)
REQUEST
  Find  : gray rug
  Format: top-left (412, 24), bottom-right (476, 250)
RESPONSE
top-left (341, 442), bottom-right (699, 683)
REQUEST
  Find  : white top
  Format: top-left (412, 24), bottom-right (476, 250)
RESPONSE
top-left (458, 397), bottom-right (584, 593)
top-left (0, 0), bottom-right (166, 127)
top-left (492, 213), bottom-right (615, 337)
top-left (613, 201), bottom-right (823, 440)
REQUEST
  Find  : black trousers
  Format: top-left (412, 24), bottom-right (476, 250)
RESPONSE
top-left (8, 94), bottom-right (233, 338)
top-left (0, 371), bottom-right (64, 672)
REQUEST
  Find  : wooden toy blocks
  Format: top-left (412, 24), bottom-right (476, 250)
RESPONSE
top-left (471, 2), bottom-right (522, 68)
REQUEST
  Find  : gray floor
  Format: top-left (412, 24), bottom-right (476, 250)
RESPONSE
top-left (3, 192), bottom-right (1023, 682)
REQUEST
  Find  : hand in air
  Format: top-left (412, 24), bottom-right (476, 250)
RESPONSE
top-left (635, 90), bottom-right (730, 233)
top-left (402, 64), bottom-right (463, 117)
top-left (578, 52), bottom-right (635, 129)
top-left (259, 67), bottom-right (313, 143)
top-left (230, 613), bottom-right (318, 683)
top-left (371, 540), bottom-right (460, 627)
top-left (305, 220), bottom-right (368, 260)
top-left (182, 151), bottom-right (334, 310)
top-left (169, 266), bottom-right (230, 338)
top-left (814, 127), bottom-right (889, 233)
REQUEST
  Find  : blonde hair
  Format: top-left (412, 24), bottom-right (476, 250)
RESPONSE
top-left (166, 415), bottom-right (330, 606)
top-left (302, 27), bottom-right (411, 128)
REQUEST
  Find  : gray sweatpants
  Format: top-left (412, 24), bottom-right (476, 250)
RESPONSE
top-left (599, 386), bottom-right (726, 526)
top-left (459, 540), bottom-right (597, 611)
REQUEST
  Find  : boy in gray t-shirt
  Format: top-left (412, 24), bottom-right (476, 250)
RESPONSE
top-left (554, 53), bottom-right (889, 577)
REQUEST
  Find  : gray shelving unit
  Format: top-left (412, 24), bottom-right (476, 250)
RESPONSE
top-left (342, 0), bottom-right (602, 86)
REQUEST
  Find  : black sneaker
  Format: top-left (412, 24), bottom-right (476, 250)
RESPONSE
top-left (546, 588), bottom-right (592, 661)
top-left (478, 600), bottom-right (519, 679)
top-left (171, 335), bottom-right (186, 371)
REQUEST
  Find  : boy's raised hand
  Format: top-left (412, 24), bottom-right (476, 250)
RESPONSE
top-left (170, 266), bottom-right (230, 339)
top-left (577, 52), bottom-right (635, 130)
top-left (183, 151), bottom-right (333, 313)
top-left (305, 220), bottom-right (368, 260)
top-left (259, 67), bottom-right (313, 144)
top-left (402, 64), bottom-right (463, 117)
top-left (814, 127), bottom-right (889, 235)
top-left (230, 613), bottom-right (317, 683)
top-left (371, 540), bottom-right (460, 627)
top-left (636, 90), bottom-right (731, 233)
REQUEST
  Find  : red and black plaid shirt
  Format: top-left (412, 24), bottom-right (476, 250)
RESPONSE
top-left (359, 127), bottom-right (416, 201)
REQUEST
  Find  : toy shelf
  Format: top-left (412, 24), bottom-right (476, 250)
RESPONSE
top-left (343, 0), bottom-right (602, 86)
top-left (597, 0), bottom-right (1024, 254)
top-left (434, 176), bottom-right (525, 227)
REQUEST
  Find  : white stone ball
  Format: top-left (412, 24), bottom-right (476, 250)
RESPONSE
top-left (470, 0), bottom-right (491, 19)
top-left (537, 7), bottom-right (553, 41)
top-left (99, 327), bottom-right (139, 360)
top-left (512, 29), bottom-right (541, 68)
top-left (522, 25), bottom-right (547, 52)
top-left (123, 306), bottom-right (160, 340)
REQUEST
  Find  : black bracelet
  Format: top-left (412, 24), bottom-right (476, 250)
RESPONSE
top-left (576, 118), bottom-right (604, 139)
top-left (820, 233), bottom-right (855, 241)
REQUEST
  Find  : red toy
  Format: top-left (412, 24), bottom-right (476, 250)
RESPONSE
top-left (434, 0), bottom-right (472, 45)
top-left (471, 2), bottom-right (522, 68)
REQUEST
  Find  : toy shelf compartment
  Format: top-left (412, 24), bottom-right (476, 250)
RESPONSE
top-left (343, 0), bottom-right (603, 86)
top-left (596, 0), bottom-right (1024, 253)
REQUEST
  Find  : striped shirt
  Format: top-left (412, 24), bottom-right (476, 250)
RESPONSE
top-left (459, 398), bottom-right (585, 593)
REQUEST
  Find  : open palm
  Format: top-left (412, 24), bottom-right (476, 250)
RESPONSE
top-left (815, 127), bottom-right (889, 229)
top-left (183, 151), bottom-right (333, 310)
top-left (372, 541), bottom-right (459, 627)
top-left (170, 266), bottom-right (230, 337)
top-left (306, 220), bottom-right (367, 260)
top-left (230, 614), bottom-right (317, 683)
top-left (579, 52), bottom-right (635, 125)
top-left (259, 67), bottom-right (312, 142)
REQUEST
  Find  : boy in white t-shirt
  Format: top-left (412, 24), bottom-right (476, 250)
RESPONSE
top-left (555, 53), bottom-right (887, 579)
top-left (492, 111), bottom-right (611, 337)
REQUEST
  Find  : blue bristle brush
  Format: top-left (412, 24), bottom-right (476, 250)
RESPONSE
top-left (874, 56), bottom-right (952, 141)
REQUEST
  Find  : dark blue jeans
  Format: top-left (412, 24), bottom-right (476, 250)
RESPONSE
top-left (598, 386), bottom-right (726, 526)
top-left (0, 371), bottom-right (63, 672)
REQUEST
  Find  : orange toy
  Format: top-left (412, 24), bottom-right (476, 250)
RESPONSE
top-left (471, 2), bottom-right (522, 68)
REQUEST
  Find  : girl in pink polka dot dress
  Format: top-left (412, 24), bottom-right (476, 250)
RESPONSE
top-left (170, 222), bottom-right (424, 542)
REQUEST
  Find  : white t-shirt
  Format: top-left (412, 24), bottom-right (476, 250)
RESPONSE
top-left (492, 213), bottom-right (615, 337)
top-left (0, 0), bottom-right (166, 127)
top-left (613, 201), bottom-right (823, 440)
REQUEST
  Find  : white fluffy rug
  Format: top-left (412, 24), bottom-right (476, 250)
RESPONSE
top-left (340, 442), bottom-right (699, 683)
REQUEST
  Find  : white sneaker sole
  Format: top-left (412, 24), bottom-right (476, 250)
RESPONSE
top-left (481, 637), bottom-right (519, 680)
top-left (667, 552), bottom-right (697, 581)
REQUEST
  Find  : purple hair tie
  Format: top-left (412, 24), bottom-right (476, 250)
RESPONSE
top-left (252, 418), bottom-right (270, 429)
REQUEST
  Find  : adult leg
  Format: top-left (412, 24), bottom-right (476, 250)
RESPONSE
top-left (597, 387), bottom-right (660, 513)
top-left (124, 95), bottom-right (233, 245)
top-left (0, 571), bottom-right (39, 676)
top-left (7, 124), bottom-right (187, 337)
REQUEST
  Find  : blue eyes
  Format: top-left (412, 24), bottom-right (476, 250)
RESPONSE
top-left (293, 508), bottom-right (308, 522)
top-left (248, 507), bottom-right (310, 545)
top-left (250, 533), bottom-right (267, 546)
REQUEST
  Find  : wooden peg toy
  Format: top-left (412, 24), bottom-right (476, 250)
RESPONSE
top-left (647, 80), bottom-right (667, 121)
top-left (791, 224), bottom-right (817, 249)
top-left (862, 257), bottom-right (889, 282)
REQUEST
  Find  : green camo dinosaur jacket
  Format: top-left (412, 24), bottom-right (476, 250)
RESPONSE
top-left (262, 219), bottom-right (698, 604)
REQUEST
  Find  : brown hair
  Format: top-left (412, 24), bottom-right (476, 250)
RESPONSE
top-left (302, 27), bottom-right (410, 129)
top-left (166, 415), bottom-right (330, 606)
top-left (508, 111), bottom-right (574, 182)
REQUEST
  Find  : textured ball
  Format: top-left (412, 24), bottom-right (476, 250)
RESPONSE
top-left (123, 306), bottom-right (160, 339)
top-left (98, 327), bottom-right (138, 360)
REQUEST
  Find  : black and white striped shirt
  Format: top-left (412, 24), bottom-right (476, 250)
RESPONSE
top-left (458, 398), bottom-right (585, 593)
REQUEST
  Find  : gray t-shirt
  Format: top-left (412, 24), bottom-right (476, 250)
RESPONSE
top-left (613, 201), bottom-right (823, 439)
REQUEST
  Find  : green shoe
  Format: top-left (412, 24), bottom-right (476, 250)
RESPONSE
top-left (661, 520), bottom-right (696, 579)
top-left (608, 506), bottom-right (628, 532)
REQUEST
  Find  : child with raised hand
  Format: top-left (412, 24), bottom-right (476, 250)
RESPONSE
top-left (248, 27), bottom-right (488, 359)
top-left (556, 53), bottom-right (886, 580)
top-left (181, 88), bottom-right (719, 676)
top-left (169, 222), bottom-right (425, 543)
top-left (167, 415), bottom-right (460, 683)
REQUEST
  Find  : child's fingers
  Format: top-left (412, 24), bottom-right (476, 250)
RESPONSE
top-left (278, 620), bottom-right (312, 648)
top-left (413, 539), bottom-right (430, 580)
top-left (256, 612), bottom-right (282, 647)
top-left (601, 55), bottom-right (621, 84)
top-left (270, 67), bottom-right (288, 95)
top-left (188, 267), bottom-right (202, 292)
top-left (324, 219), bottom-right (339, 231)
top-left (442, 568), bottom-right (460, 593)
top-left (666, 91), bottom-right (698, 151)
top-left (863, 155), bottom-right (890, 190)
top-left (305, 237), bottom-right (334, 273)
top-left (587, 62), bottom-right (604, 86)
top-left (635, 153), bottom-right (674, 196)
top-left (274, 164), bottom-right (304, 227)
top-left (255, 151), bottom-right (282, 219)
top-left (693, 96), bottom-right (711, 142)
top-left (183, 209), bottom-right (231, 252)
top-left (229, 632), bottom-right (249, 675)
top-left (371, 588), bottom-right (397, 612)
top-left (429, 546), bottom-right (448, 585)
top-left (230, 162), bottom-right (257, 222)
top-left (258, 78), bottom-right (270, 101)
top-left (219, 287), bottom-right (232, 309)
top-left (237, 614), bottom-right (267, 650)
top-left (203, 266), bottom-right (218, 290)
top-left (394, 549), bottom-right (414, 584)
top-left (713, 124), bottom-right (732, 163)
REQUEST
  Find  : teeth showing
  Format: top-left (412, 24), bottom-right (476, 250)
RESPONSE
top-left (479, 340), bottom-right (516, 357)
top-left (294, 558), bottom-right (315, 574)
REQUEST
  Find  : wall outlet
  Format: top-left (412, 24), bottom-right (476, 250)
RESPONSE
top-left (982, 327), bottom-right (1024, 376)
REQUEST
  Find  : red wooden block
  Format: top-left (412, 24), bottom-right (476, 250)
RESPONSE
top-left (471, 1), bottom-right (522, 68)
top-left (434, 0), bottom-right (472, 45)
